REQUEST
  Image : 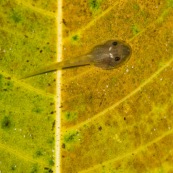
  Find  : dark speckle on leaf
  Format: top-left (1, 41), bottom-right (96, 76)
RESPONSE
top-left (11, 165), bottom-right (16, 170)
top-left (44, 167), bottom-right (53, 173)
top-left (63, 19), bottom-right (67, 25)
top-left (5, 77), bottom-right (11, 80)
top-left (52, 120), bottom-right (55, 131)
top-left (50, 111), bottom-right (55, 114)
top-left (62, 143), bottom-right (66, 148)
top-left (1, 116), bottom-right (12, 129)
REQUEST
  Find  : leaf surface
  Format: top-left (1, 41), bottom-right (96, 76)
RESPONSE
top-left (1, 0), bottom-right (173, 173)
top-left (0, 0), bottom-right (57, 172)
top-left (61, 0), bottom-right (173, 172)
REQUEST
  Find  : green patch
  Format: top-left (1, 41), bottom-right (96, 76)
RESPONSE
top-left (131, 24), bottom-right (140, 35)
top-left (35, 150), bottom-right (43, 157)
top-left (158, 9), bottom-right (170, 24)
top-left (10, 9), bottom-right (23, 23)
top-left (49, 159), bottom-right (54, 166)
top-left (1, 116), bottom-right (13, 130)
top-left (30, 164), bottom-right (38, 173)
top-left (47, 137), bottom-right (55, 144)
top-left (133, 3), bottom-right (140, 11)
top-left (0, 1), bottom-right (56, 172)
top-left (89, 0), bottom-right (103, 12)
top-left (167, 0), bottom-right (173, 7)
top-left (71, 34), bottom-right (80, 44)
top-left (110, 76), bottom-right (117, 86)
top-left (63, 130), bottom-right (81, 151)
top-left (32, 107), bottom-right (43, 114)
top-left (64, 130), bottom-right (80, 143)
top-left (64, 111), bottom-right (78, 122)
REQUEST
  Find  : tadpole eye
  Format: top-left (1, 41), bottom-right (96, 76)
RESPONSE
top-left (112, 41), bottom-right (118, 46)
top-left (115, 57), bottom-right (121, 61)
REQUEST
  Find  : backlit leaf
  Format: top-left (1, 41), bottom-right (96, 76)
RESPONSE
top-left (1, 0), bottom-right (173, 173)
top-left (61, 0), bottom-right (173, 172)
top-left (0, 0), bottom-right (56, 172)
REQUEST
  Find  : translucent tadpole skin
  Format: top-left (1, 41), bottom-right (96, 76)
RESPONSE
top-left (21, 40), bottom-right (132, 79)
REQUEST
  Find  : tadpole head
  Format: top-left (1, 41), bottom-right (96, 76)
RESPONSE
top-left (91, 40), bottom-right (132, 69)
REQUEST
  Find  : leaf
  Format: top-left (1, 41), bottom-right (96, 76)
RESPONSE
top-left (1, 0), bottom-right (173, 172)
top-left (0, 0), bottom-right (56, 172)
top-left (61, 0), bottom-right (173, 172)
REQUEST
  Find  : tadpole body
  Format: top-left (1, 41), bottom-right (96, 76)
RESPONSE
top-left (21, 40), bottom-right (132, 79)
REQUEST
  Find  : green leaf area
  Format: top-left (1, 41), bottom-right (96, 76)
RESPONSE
top-left (0, 0), bottom-right (57, 173)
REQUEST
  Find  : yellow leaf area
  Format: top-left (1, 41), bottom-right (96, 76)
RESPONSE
top-left (61, 0), bottom-right (173, 172)
top-left (0, 0), bottom-right (57, 173)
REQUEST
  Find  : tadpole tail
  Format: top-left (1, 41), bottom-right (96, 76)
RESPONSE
top-left (20, 62), bottom-right (63, 79)
top-left (20, 56), bottom-right (92, 79)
